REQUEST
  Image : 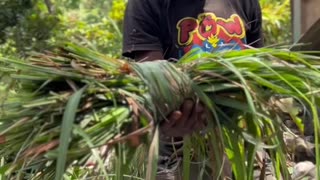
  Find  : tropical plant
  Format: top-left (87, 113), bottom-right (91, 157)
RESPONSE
top-left (0, 0), bottom-right (60, 57)
top-left (261, 0), bottom-right (292, 45)
top-left (0, 0), bottom-right (126, 58)
top-left (53, 0), bottom-right (125, 58)
top-left (0, 44), bottom-right (320, 179)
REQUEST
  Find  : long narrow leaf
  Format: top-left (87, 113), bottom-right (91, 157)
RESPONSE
top-left (55, 86), bottom-right (87, 180)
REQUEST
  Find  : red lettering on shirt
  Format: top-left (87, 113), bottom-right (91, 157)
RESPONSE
top-left (177, 18), bottom-right (198, 46)
top-left (198, 13), bottom-right (218, 39)
top-left (176, 13), bottom-right (246, 53)
top-left (216, 14), bottom-right (244, 38)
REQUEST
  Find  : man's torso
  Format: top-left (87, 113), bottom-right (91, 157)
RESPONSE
top-left (159, 0), bottom-right (253, 59)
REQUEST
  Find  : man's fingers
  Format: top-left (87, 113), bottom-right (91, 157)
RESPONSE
top-left (160, 111), bottom-right (182, 137)
top-left (191, 106), bottom-right (208, 130)
top-left (200, 112), bottom-right (207, 124)
top-left (185, 103), bottom-right (199, 129)
top-left (196, 102), bottom-right (205, 113)
top-left (194, 122), bottom-right (205, 132)
top-left (178, 100), bottom-right (194, 123)
top-left (198, 113), bottom-right (208, 130)
top-left (159, 100), bottom-right (208, 137)
top-left (167, 111), bottom-right (182, 126)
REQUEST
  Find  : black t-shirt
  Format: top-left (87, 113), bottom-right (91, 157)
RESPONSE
top-left (122, 0), bottom-right (263, 60)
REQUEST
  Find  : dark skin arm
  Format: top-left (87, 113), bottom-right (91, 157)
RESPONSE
top-left (134, 51), bottom-right (207, 137)
top-left (134, 51), bottom-right (164, 62)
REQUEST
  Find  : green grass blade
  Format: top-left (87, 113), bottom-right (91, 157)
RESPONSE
top-left (73, 125), bottom-right (108, 178)
top-left (146, 126), bottom-right (159, 180)
top-left (182, 136), bottom-right (191, 180)
top-left (0, 157), bottom-right (6, 180)
top-left (224, 128), bottom-right (246, 180)
top-left (55, 86), bottom-right (87, 180)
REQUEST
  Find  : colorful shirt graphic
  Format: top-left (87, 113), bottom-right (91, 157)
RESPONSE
top-left (176, 13), bottom-right (247, 57)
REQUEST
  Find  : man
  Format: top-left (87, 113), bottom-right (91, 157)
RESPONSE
top-left (122, 0), bottom-right (266, 179)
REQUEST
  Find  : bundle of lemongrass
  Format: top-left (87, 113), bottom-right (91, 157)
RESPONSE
top-left (0, 44), bottom-right (320, 180)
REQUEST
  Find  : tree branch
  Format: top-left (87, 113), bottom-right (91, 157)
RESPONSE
top-left (44, 0), bottom-right (55, 14)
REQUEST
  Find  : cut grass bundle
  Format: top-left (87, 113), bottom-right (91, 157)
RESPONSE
top-left (0, 44), bottom-right (320, 179)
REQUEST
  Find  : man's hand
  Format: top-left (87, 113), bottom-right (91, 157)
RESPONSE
top-left (160, 99), bottom-right (207, 137)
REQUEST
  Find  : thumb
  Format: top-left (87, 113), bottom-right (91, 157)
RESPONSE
top-left (161, 111), bottom-right (182, 129)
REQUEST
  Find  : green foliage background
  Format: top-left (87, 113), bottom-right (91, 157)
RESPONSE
top-left (0, 0), bottom-right (125, 58)
top-left (0, 0), bottom-right (291, 57)
top-left (260, 0), bottom-right (291, 46)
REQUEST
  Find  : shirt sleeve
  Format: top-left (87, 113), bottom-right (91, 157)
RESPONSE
top-left (122, 0), bottom-right (163, 59)
top-left (246, 0), bottom-right (264, 48)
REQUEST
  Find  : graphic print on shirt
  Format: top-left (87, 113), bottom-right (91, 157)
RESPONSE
top-left (176, 13), bottom-right (247, 57)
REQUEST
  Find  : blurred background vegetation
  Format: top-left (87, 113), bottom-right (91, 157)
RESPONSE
top-left (0, 0), bottom-right (125, 58)
top-left (0, 0), bottom-right (291, 58)
top-left (260, 0), bottom-right (291, 46)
